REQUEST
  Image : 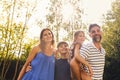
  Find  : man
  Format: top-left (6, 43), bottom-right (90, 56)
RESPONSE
top-left (70, 24), bottom-right (105, 80)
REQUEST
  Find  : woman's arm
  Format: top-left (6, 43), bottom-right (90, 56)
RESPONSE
top-left (17, 46), bottom-right (38, 80)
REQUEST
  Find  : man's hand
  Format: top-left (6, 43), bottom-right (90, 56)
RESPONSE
top-left (87, 65), bottom-right (93, 77)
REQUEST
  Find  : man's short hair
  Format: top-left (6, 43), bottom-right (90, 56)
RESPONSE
top-left (89, 24), bottom-right (100, 32)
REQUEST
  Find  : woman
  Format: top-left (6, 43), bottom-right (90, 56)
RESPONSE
top-left (17, 28), bottom-right (55, 80)
top-left (70, 31), bottom-right (92, 80)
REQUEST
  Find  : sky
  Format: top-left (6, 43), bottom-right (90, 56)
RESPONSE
top-left (26, 0), bottom-right (115, 39)
top-left (81, 0), bottom-right (115, 25)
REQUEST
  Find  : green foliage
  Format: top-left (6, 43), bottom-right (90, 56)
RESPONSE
top-left (0, 0), bottom-right (86, 79)
top-left (0, 0), bottom-right (37, 79)
top-left (20, 39), bottom-right (38, 61)
top-left (0, 22), bottom-right (28, 79)
top-left (45, 0), bottom-right (84, 43)
top-left (102, 0), bottom-right (120, 80)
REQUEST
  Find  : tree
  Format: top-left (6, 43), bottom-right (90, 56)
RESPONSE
top-left (0, 0), bottom-right (37, 79)
top-left (102, 0), bottom-right (120, 80)
top-left (45, 0), bottom-right (84, 43)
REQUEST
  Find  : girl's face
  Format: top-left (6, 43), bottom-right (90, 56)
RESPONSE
top-left (75, 32), bottom-right (85, 44)
top-left (42, 30), bottom-right (53, 43)
top-left (58, 44), bottom-right (69, 54)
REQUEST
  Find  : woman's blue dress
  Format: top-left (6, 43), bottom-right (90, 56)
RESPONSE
top-left (22, 52), bottom-right (55, 80)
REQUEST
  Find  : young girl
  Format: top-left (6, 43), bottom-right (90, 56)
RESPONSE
top-left (17, 28), bottom-right (55, 80)
top-left (70, 30), bottom-right (92, 80)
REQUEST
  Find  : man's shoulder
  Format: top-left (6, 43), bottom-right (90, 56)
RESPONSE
top-left (82, 42), bottom-right (93, 48)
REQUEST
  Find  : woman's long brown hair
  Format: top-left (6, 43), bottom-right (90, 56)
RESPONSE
top-left (39, 28), bottom-right (55, 51)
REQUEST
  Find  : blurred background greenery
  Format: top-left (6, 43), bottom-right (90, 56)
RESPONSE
top-left (0, 0), bottom-right (120, 80)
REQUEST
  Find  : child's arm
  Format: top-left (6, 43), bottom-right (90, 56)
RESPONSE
top-left (74, 44), bottom-right (93, 77)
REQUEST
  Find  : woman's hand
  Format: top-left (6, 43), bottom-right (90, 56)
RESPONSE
top-left (54, 50), bottom-right (59, 59)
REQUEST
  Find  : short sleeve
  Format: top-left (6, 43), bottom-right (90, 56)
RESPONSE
top-left (80, 45), bottom-right (90, 60)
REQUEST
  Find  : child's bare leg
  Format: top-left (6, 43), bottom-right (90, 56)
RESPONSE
top-left (70, 70), bottom-right (75, 80)
top-left (70, 58), bottom-right (81, 80)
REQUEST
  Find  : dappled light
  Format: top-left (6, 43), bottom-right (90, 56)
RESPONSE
top-left (0, 0), bottom-right (120, 80)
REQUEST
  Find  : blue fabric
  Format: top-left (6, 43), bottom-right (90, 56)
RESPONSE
top-left (22, 52), bottom-right (55, 80)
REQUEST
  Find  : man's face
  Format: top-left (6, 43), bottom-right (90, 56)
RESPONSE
top-left (89, 26), bottom-right (102, 43)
